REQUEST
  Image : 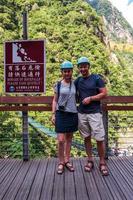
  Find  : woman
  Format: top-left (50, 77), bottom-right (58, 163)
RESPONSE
top-left (52, 61), bottom-right (78, 174)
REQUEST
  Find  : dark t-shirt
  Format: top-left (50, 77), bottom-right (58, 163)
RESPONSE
top-left (75, 74), bottom-right (105, 114)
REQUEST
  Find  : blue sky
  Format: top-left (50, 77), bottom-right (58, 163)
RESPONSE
top-left (109, 0), bottom-right (133, 27)
top-left (128, 0), bottom-right (133, 5)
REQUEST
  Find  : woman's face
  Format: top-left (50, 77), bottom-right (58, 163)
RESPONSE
top-left (61, 69), bottom-right (73, 81)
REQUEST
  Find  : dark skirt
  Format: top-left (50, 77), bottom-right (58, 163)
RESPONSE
top-left (55, 111), bottom-right (78, 133)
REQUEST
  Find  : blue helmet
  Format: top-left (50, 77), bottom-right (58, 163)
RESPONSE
top-left (60, 61), bottom-right (73, 69)
top-left (77, 57), bottom-right (90, 65)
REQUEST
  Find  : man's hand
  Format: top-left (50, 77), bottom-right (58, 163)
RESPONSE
top-left (82, 97), bottom-right (91, 105)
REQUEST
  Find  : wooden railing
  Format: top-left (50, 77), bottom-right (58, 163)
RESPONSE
top-left (0, 96), bottom-right (133, 111)
top-left (0, 96), bottom-right (133, 160)
top-left (102, 96), bottom-right (133, 111)
top-left (0, 96), bottom-right (53, 111)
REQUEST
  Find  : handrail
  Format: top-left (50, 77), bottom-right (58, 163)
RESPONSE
top-left (102, 96), bottom-right (133, 111)
top-left (0, 96), bottom-right (133, 104)
top-left (0, 96), bottom-right (53, 104)
top-left (102, 96), bottom-right (133, 104)
top-left (0, 96), bottom-right (133, 111)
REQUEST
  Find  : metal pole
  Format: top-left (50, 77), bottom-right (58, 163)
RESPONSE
top-left (22, 11), bottom-right (28, 40)
top-left (22, 10), bottom-right (29, 161)
top-left (102, 108), bottom-right (109, 159)
top-left (22, 109), bottom-right (29, 161)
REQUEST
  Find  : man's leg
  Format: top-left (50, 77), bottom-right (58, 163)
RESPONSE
top-left (84, 136), bottom-right (94, 172)
top-left (78, 113), bottom-right (93, 171)
top-left (97, 140), bottom-right (105, 163)
top-left (84, 135), bottom-right (93, 161)
top-left (97, 140), bottom-right (109, 175)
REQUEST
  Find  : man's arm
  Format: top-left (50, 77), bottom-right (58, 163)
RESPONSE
top-left (82, 87), bottom-right (107, 105)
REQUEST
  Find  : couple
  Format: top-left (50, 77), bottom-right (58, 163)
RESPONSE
top-left (52, 57), bottom-right (109, 176)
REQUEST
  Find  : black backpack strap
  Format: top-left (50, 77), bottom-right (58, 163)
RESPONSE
top-left (75, 77), bottom-right (81, 103)
top-left (75, 76), bottom-right (81, 89)
top-left (57, 81), bottom-right (61, 101)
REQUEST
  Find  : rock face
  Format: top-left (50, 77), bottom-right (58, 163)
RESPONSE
top-left (87, 0), bottom-right (133, 44)
top-left (102, 15), bottom-right (133, 44)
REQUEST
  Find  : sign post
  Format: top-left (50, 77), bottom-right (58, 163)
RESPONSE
top-left (4, 40), bottom-right (45, 93)
top-left (4, 25), bottom-right (46, 161)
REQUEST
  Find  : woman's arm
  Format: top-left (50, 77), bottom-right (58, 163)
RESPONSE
top-left (51, 93), bottom-right (58, 125)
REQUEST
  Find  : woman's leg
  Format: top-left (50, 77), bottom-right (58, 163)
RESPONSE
top-left (65, 133), bottom-right (73, 163)
top-left (57, 133), bottom-right (65, 164)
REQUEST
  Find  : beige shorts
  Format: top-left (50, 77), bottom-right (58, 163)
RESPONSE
top-left (78, 113), bottom-right (105, 141)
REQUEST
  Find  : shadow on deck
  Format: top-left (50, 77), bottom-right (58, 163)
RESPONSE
top-left (0, 157), bottom-right (133, 200)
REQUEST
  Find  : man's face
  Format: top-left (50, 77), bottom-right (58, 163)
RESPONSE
top-left (78, 63), bottom-right (89, 77)
top-left (61, 69), bottom-right (73, 80)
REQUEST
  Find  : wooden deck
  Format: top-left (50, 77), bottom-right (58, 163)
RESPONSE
top-left (0, 157), bottom-right (133, 200)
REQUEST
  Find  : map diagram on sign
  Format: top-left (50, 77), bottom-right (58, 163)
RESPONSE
top-left (12, 42), bottom-right (36, 63)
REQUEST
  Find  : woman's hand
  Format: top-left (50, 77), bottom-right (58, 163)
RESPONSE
top-left (51, 113), bottom-right (55, 125)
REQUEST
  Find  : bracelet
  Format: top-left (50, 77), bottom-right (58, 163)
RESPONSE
top-left (52, 112), bottom-right (55, 114)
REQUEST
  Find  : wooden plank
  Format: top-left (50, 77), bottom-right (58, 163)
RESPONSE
top-left (52, 159), bottom-right (65, 200)
top-left (64, 158), bottom-right (76, 200)
top-left (92, 159), bottom-right (113, 200)
top-left (117, 157), bottom-right (133, 174)
top-left (0, 159), bottom-right (17, 184)
top-left (0, 160), bottom-right (23, 200)
top-left (0, 96), bottom-right (53, 104)
top-left (80, 158), bottom-right (101, 200)
top-left (0, 96), bottom-right (133, 104)
top-left (108, 157), bottom-right (133, 199)
top-left (0, 159), bottom-right (11, 171)
top-left (1, 161), bottom-right (32, 200)
top-left (102, 96), bottom-right (133, 104)
top-left (124, 156), bottom-right (133, 166)
top-left (1, 105), bottom-right (133, 111)
top-left (111, 157), bottom-right (133, 189)
top-left (73, 158), bottom-right (89, 200)
top-left (0, 96), bottom-right (133, 105)
top-left (0, 106), bottom-right (52, 111)
top-left (27, 159), bottom-right (48, 200)
top-left (105, 105), bottom-right (133, 111)
top-left (95, 159), bottom-right (125, 200)
top-left (14, 160), bottom-right (40, 200)
top-left (40, 158), bottom-right (56, 200)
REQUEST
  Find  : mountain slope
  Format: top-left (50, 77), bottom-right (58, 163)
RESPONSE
top-left (87, 0), bottom-right (133, 43)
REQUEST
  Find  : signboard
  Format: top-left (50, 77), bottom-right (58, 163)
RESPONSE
top-left (4, 40), bottom-right (45, 93)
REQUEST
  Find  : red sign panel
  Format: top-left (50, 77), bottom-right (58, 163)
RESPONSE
top-left (4, 40), bottom-right (45, 93)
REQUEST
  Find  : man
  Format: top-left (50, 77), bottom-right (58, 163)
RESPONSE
top-left (75, 56), bottom-right (109, 176)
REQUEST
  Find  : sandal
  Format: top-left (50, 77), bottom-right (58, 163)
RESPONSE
top-left (99, 163), bottom-right (109, 176)
top-left (57, 163), bottom-right (64, 174)
top-left (84, 160), bottom-right (94, 172)
top-left (65, 161), bottom-right (74, 172)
